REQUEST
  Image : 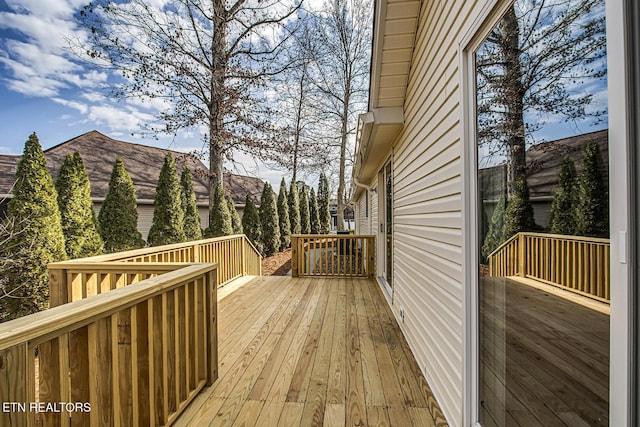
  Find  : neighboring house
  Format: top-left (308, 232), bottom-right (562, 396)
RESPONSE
top-left (352, 1), bottom-right (635, 426)
top-left (0, 130), bottom-right (265, 239)
top-left (479, 129), bottom-right (609, 228)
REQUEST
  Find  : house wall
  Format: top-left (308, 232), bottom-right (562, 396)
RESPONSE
top-left (369, 2), bottom-right (490, 425)
top-left (356, 191), bottom-right (370, 234)
top-left (93, 203), bottom-right (217, 242)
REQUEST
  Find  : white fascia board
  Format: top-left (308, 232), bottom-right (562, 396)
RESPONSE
top-left (369, 0), bottom-right (387, 110)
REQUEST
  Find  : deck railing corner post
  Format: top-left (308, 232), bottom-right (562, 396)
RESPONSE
top-left (48, 266), bottom-right (69, 307)
top-left (518, 233), bottom-right (526, 277)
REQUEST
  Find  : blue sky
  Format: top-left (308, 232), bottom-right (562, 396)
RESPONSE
top-left (0, 0), bottom-right (294, 188)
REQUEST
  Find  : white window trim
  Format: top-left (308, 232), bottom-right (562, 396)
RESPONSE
top-left (459, 0), bottom-right (634, 425)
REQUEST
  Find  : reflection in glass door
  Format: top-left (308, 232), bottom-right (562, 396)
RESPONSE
top-left (379, 160), bottom-right (393, 294)
top-left (385, 161), bottom-right (393, 291)
top-left (474, 1), bottom-right (610, 425)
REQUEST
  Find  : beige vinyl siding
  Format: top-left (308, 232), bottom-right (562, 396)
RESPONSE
top-left (357, 191), bottom-right (370, 234)
top-left (198, 206), bottom-right (209, 230)
top-left (387, 1), bottom-right (486, 425)
top-left (137, 204), bottom-right (155, 241)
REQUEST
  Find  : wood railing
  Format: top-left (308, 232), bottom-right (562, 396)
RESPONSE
top-left (291, 234), bottom-right (375, 278)
top-left (0, 263), bottom-right (217, 427)
top-left (49, 235), bottom-right (262, 305)
top-left (488, 232), bottom-right (610, 302)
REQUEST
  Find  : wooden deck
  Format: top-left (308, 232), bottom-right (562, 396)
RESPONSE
top-left (479, 277), bottom-right (609, 427)
top-left (176, 276), bottom-right (448, 427)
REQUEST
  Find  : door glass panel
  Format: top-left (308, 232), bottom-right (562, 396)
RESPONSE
top-left (475, 1), bottom-right (610, 425)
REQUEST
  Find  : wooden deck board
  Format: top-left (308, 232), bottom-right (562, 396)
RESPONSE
top-left (176, 276), bottom-right (446, 427)
top-left (479, 277), bottom-right (609, 427)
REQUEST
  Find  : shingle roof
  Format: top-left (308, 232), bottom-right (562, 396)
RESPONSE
top-left (479, 129), bottom-right (608, 200)
top-left (0, 130), bottom-right (265, 205)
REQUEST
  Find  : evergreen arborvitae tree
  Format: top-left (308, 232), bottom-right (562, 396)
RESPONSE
top-left (503, 176), bottom-right (537, 239)
top-left (205, 183), bottom-right (232, 237)
top-left (227, 196), bottom-right (243, 234)
top-left (277, 178), bottom-right (291, 249)
top-left (309, 187), bottom-right (320, 234)
top-left (549, 156), bottom-right (578, 235)
top-left (318, 173), bottom-right (331, 234)
top-left (298, 183), bottom-right (310, 234)
top-left (241, 193), bottom-right (263, 254)
top-left (99, 158), bottom-right (145, 252)
top-left (481, 194), bottom-right (506, 262)
top-left (259, 182), bottom-right (281, 256)
top-left (56, 152), bottom-right (103, 259)
top-left (576, 139), bottom-right (609, 237)
top-left (180, 166), bottom-right (202, 241)
top-left (288, 180), bottom-right (301, 235)
top-left (1, 133), bottom-right (66, 320)
top-left (148, 153), bottom-right (185, 246)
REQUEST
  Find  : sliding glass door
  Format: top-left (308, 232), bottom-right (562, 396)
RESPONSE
top-left (474, 1), bottom-right (610, 425)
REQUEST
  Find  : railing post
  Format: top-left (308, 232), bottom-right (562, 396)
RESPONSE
top-left (193, 242), bottom-right (200, 262)
top-left (367, 236), bottom-right (375, 278)
top-left (241, 237), bottom-right (246, 276)
top-left (205, 269), bottom-right (218, 386)
top-left (0, 343), bottom-right (29, 427)
top-left (291, 236), bottom-right (299, 277)
top-left (518, 233), bottom-right (526, 277)
top-left (49, 266), bottom-right (69, 307)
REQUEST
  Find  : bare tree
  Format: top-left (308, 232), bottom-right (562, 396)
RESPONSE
top-left (262, 21), bottom-right (333, 182)
top-left (76, 0), bottom-right (301, 209)
top-left (0, 215), bottom-right (36, 323)
top-left (476, 0), bottom-right (606, 196)
top-left (306, 0), bottom-right (372, 230)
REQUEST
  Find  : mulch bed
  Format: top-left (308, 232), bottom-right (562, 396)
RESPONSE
top-left (261, 248), bottom-right (292, 276)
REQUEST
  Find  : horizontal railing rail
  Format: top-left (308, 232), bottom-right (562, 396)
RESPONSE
top-left (291, 234), bottom-right (375, 278)
top-left (0, 263), bottom-right (218, 427)
top-left (49, 234), bottom-right (262, 305)
top-left (488, 232), bottom-right (610, 302)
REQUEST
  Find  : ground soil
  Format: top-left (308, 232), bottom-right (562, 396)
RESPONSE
top-left (261, 248), bottom-right (292, 276)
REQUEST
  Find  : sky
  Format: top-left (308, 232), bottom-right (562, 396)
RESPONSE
top-left (0, 0), bottom-right (301, 189)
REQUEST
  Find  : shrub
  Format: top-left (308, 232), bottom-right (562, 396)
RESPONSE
top-left (309, 187), bottom-right (320, 234)
top-left (1, 133), bottom-right (66, 320)
top-left (259, 182), bottom-right (280, 256)
top-left (148, 153), bottom-right (186, 246)
top-left (288, 180), bottom-right (301, 234)
top-left (227, 196), bottom-right (243, 234)
top-left (576, 140), bottom-right (608, 237)
top-left (277, 178), bottom-right (291, 248)
top-left (481, 194), bottom-right (506, 261)
top-left (242, 193), bottom-right (263, 254)
top-left (317, 173), bottom-right (331, 234)
top-left (56, 152), bottom-right (103, 258)
top-left (205, 183), bottom-right (232, 237)
top-left (299, 183), bottom-right (310, 234)
top-left (548, 156), bottom-right (578, 235)
top-left (503, 176), bottom-right (537, 240)
top-left (99, 158), bottom-right (145, 252)
top-left (180, 166), bottom-right (203, 241)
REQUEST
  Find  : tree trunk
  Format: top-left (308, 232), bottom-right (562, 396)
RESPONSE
top-left (501, 6), bottom-right (526, 198)
top-left (209, 0), bottom-right (226, 211)
top-left (337, 94), bottom-right (349, 231)
top-left (292, 61), bottom-right (309, 184)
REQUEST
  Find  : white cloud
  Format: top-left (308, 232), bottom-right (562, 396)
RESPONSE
top-left (52, 98), bottom-right (88, 114)
top-left (86, 104), bottom-right (156, 132)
